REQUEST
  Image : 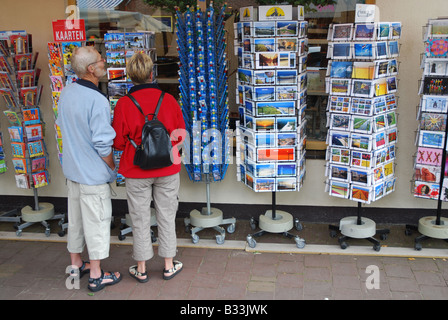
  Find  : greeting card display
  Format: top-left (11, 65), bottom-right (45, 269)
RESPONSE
top-left (0, 30), bottom-right (49, 188)
top-left (235, 7), bottom-right (307, 193)
top-left (414, 19), bottom-right (448, 202)
top-left (325, 22), bottom-right (401, 204)
top-left (104, 30), bottom-right (156, 187)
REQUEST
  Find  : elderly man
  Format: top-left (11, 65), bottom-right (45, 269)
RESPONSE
top-left (56, 46), bottom-right (121, 292)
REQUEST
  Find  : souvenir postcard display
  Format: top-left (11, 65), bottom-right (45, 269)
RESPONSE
top-left (176, 5), bottom-right (231, 182)
top-left (0, 30), bottom-right (49, 189)
top-left (325, 21), bottom-right (402, 203)
top-left (235, 5), bottom-right (307, 193)
top-left (413, 18), bottom-right (448, 201)
top-left (104, 30), bottom-right (156, 187)
top-left (47, 40), bottom-right (85, 167)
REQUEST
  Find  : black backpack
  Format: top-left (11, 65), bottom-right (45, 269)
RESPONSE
top-left (126, 91), bottom-right (173, 170)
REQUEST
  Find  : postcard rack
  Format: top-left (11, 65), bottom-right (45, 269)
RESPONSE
top-left (406, 18), bottom-right (448, 249)
top-left (0, 30), bottom-right (64, 236)
top-left (234, 5), bottom-right (307, 249)
top-left (176, 5), bottom-right (235, 244)
top-left (324, 21), bottom-right (403, 250)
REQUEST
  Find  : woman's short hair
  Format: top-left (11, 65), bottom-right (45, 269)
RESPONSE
top-left (127, 52), bottom-right (153, 85)
top-left (70, 46), bottom-right (98, 78)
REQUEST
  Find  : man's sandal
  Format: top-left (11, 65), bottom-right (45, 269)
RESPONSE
top-left (129, 265), bottom-right (149, 283)
top-left (69, 260), bottom-right (90, 278)
top-left (163, 260), bottom-right (183, 280)
top-left (88, 270), bottom-right (122, 292)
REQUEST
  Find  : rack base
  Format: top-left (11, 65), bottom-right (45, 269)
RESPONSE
top-left (184, 207), bottom-right (236, 245)
top-left (118, 209), bottom-right (157, 241)
top-left (15, 202), bottom-right (65, 237)
top-left (247, 210), bottom-right (305, 249)
top-left (405, 216), bottom-right (448, 250)
top-left (329, 216), bottom-right (389, 251)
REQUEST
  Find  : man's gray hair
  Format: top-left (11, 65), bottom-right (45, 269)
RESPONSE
top-left (70, 46), bottom-right (98, 78)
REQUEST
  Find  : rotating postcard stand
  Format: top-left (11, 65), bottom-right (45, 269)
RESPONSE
top-left (177, 4), bottom-right (236, 244)
top-left (406, 17), bottom-right (448, 249)
top-left (324, 19), bottom-right (404, 251)
top-left (234, 5), bottom-right (308, 249)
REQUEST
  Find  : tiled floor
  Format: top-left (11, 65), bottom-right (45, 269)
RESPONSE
top-left (1, 216), bottom-right (448, 301)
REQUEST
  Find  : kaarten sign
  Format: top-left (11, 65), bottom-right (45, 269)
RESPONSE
top-left (52, 19), bottom-right (86, 42)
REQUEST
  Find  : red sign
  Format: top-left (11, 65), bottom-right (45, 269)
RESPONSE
top-left (52, 19), bottom-right (86, 42)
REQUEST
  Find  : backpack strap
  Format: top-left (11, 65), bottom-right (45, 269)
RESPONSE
top-left (126, 91), bottom-right (165, 149)
top-left (126, 91), bottom-right (165, 121)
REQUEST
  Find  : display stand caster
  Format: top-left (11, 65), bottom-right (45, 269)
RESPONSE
top-left (119, 209), bottom-right (157, 241)
top-left (246, 192), bottom-right (305, 249)
top-left (405, 217), bottom-right (448, 251)
top-left (184, 178), bottom-right (236, 245)
top-left (328, 203), bottom-right (389, 251)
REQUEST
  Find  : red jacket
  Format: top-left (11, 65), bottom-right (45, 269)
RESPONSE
top-left (112, 84), bottom-right (185, 178)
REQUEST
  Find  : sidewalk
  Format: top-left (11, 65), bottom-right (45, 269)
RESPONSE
top-left (0, 220), bottom-right (448, 300)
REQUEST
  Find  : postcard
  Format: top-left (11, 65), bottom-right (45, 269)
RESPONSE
top-left (11, 142), bottom-right (26, 158)
top-left (8, 126), bottom-right (23, 143)
top-left (277, 163), bottom-right (297, 176)
top-left (354, 23), bottom-right (376, 41)
top-left (31, 157), bottom-right (47, 173)
top-left (387, 76), bottom-right (398, 93)
top-left (331, 23), bottom-right (353, 41)
top-left (330, 61), bottom-right (353, 78)
top-left (32, 171), bottom-right (49, 188)
top-left (277, 69), bottom-right (297, 85)
top-left (388, 41), bottom-right (400, 57)
top-left (350, 98), bottom-right (373, 116)
top-left (277, 38), bottom-right (298, 52)
top-left (375, 41), bottom-right (388, 59)
top-left (384, 177), bottom-right (396, 195)
top-left (373, 166), bottom-right (385, 183)
top-left (388, 59), bottom-right (398, 75)
top-left (352, 79), bottom-right (374, 98)
top-left (256, 52), bottom-right (279, 69)
top-left (328, 147), bottom-right (350, 165)
top-left (277, 117), bottom-right (297, 132)
top-left (255, 132), bottom-right (276, 147)
top-left (330, 78), bottom-right (351, 96)
top-left (238, 68), bottom-right (253, 84)
top-left (383, 161), bottom-right (394, 178)
top-left (415, 163), bottom-right (441, 183)
top-left (421, 95), bottom-right (448, 113)
top-left (420, 113), bottom-right (447, 131)
top-left (331, 42), bottom-right (352, 59)
top-left (351, 150), bottom-right (373, 168)
top-left (28, 140), bottom-right (45, 158)
top-left (257, 147), bottom-right (295, 162)
top-left (330, 130), bottom-right (350, 148)
top-left (377, 23), bottom-right (391, 40)
top-left (253, 21), bottom-right (276, 37)
top-left (351, 133), bottom-right (372, 152)
top-left (253, 70), bottom-right (275, 85)
top-left (351, 168), bottom-right (371, 186)
top-left (256, 101), bottom-right (295, 116)
top-left (276, 177), bottom-right (297, 191)
top-left (352, 62), bottom-right (375, 80)
top-left (255, 117), bottom-right (275, 131)
top-left (414, 180), bottom-right (439, 200)
top-left (353, 43), bottom-right (374, 60)
top-left (253, 177), bottom-right (276, 192)
top-left (329, 179), bottom-right (350, 199)
top-left (25, 124), bottom-right (43, 141)
top-left (276, 86), bottom-right (297, 100)
top-left (416, 147), bottom-right (443, 166)
top-left (391, 22), bottom-right (402, 39)
top-left (387, 127), bottom-right (398, 144)
top-left (427, 19), bottom-right (448, 38)
top-left (277, 132), bottom-right (297, 146)
top-left (254, 86), bottom-right (275, 101)
top-left (373, 182), bottom-right (385, 201)
top-left (374, 131), bottom-right (387, 150)
top-left (254, 38), bottom-right (276, 53)
top-left (254, 162), bottom-right (276, 178)
top-left (418, 130), bottom-right (445, 148)
top-left (351, 185), bottom-right (371, 203)
top-left (15, 174), bottom-right (30, 189)
top-left (330, 114), bottom-right (351, 131)
top-left (12, 158), bottom-right (28, 174)
top-left (422, 76), bottom-right (448, 95)
top-left (330, 164), bottom-right (350, 182)
top-left (373, 114), bottom-right (387, 132)
top-left (352, 115), bottom-right (373, 133)
top-left (276, 21), bottom-right (298, 36)
top-left (375, 60), bottom-right (389, 78)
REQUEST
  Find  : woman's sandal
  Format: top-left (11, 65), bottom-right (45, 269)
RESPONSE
top-left (88, 270), bottom-right (122, 292)
top-left (129, 265), bottom-right (149, 283)
top-left (163, 260), bottom-right (183, 280)
top-left (69, 260), bottom-right (90, 278)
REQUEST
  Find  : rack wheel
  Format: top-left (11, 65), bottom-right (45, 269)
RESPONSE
top-left (380, 233), bottom-right (387, 240)
top-left (58, 230), bottom-right (65, 237)
top-left (16, 230), bottom-right (22, 237)
top-left (216, 234), bottom-right (225, 245)
top-left (330, 230), bottom-right (338, 238)
top-left (405, 228), bottom-right (412, 236)
top-left (227, 223), bottom-right (235, 234)
top-left (249, 217), bottom-right (257, 230)
top-left (45, 228), bottom-right (51, 237)
top-left (295, 236), bottom-right (305, 249)
top-left (340, 241), bottom-right (348, 250)
top-left (373, 244), bottom-right (381, 252)
top-left (294, 218), bottom-right (303, 231)
top-left (118, 234), bottom-right (126, 241)
top-left (247, 235), bottom-right (257, 248)
top-left (414, 242), bottom-right (422, 251)
top-left (192, 234), bottom-right (199, 244)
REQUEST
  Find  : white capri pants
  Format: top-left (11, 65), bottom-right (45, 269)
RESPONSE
top-left (66, 180), bottom-right (112, 261)
top-left (125, 173), bottom-right (180, 262)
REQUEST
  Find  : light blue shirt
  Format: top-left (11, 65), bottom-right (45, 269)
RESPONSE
top-left (56, 80), bottom-right (117, 185)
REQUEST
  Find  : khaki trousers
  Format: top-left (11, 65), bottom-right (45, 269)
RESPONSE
top-left (126, 173), bottom-right (180, 262)
top-left (66, 180), bottom-right (112, 260)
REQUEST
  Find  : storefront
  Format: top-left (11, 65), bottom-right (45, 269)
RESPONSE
top-left (0, 0), bottom-right (446, 227)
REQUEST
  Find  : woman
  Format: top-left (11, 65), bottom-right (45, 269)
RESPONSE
top-left (112, 52), bottom-right (185, 282)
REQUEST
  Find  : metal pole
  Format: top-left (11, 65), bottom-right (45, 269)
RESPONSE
top-left (33, 187), bottom-right (39, 211)
top-left (272, 191), bottom-right (276, 220)
top-left (205, 174), bottom-right (211, 215)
